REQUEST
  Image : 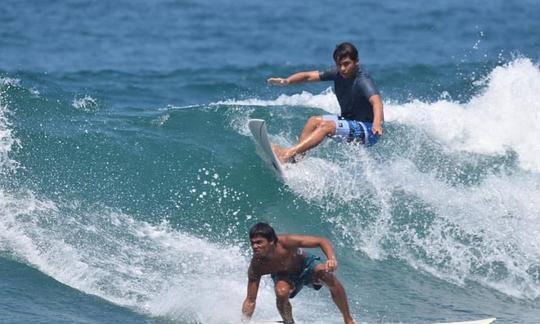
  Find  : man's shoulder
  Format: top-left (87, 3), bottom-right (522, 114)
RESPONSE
top-left (355, 68), bottom-right (374, 80)
top-left (276, 234), bottom-right (297, 247)
top-left (354, 68), bottom-right (379, 94)
top-left (319, 66), bottom-right (338, 81)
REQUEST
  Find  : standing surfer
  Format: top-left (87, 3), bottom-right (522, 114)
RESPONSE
top-left (242, 222), bottom-right (355, 324)
top-left (268, 42), bottom-right (384, 163)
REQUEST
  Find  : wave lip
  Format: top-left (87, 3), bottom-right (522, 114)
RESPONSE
top-left (215, 87), bottom-right (340, 115)
top-left (0, 79), bottom-right (21, 175)
top-left (387, 58), bottom-right (540, 173)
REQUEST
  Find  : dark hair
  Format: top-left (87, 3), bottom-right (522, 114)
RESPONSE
top-left (249, 222), bottom-right (278, 243)
top-left (333, 42), bottom-right (359, 62)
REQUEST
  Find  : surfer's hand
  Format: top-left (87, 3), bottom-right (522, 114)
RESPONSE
top-left (326, 258), bottom-right (337, 272)
top-left (267, 77), bottom-right (289, 86)
top-left (372, 123), bottom-right (383, 136)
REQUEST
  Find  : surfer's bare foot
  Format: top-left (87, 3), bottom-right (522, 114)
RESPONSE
top-left (271, 144), bottom-right (284, 157)
top-left (279, 148), bottom-right (297, 164)
top-left (272, 144), bottom-right (298, 163)
top-left (271, 144), bottom-right (287, 162)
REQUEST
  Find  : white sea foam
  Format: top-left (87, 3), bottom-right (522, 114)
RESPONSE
top-left (29, 87), bottom-right (40, 97)
top-left (283, 143), bottom-right (540, 299)
top-left (0, 77), bottom-right (21, 87)
top-left (150, 113), bottom-right (170, 126)
top-left (72, 95), bottom-right (99, 112)
top-left (216, 87), bottom-right (340, 115)
top-left (387, 58), bottom-right (540, 172)
top-left (381, 159), bottom-right (540, 298)
top-left (0, 88), bottom-right (20, 174)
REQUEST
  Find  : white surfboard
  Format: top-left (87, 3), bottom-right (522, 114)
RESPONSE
top-left (247, 318), bottom-right (495, 324)
top-left (248, 119), bottom-right (284, 179)
top-left (247, 317), bottom-right (495, 324)
top-left (435, 318), bottom-right (496, 324)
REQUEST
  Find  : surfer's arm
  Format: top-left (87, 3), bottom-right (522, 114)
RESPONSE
top-left (280, 235), bottom-right (338, 271)
top-left (267, 71), bottom-right (320, 86)
top-left (369, 94), bottom-right (384, 135)
top-left (242, 265), bottom-right (261, 321)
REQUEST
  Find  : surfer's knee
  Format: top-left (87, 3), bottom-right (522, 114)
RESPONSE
top-left (307, 116), bottom-right (323, 127)
top-left (274, 281), bottom-right (292, 300)
top-left (320, 120), bottom-right (337, 135)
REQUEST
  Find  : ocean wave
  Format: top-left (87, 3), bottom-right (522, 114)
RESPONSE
top-left (0, 82), bottom-right (20, 175)
top-left (387, 58), bottom-right (540, 173)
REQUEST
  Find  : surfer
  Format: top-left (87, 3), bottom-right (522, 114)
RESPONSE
top-left (267, 42), bottom-right (384, 163)
top-left (242, 222), bottom-right (355, 324)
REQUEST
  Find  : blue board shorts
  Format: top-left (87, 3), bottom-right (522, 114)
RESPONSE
top-left (271, 254), bottom-right (323, 299)
top-left (322, 114), bottom-right (380, 146)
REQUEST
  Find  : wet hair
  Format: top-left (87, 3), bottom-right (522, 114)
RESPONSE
top-left (333, 42), bottom-right (359, 62)
top-left (249, 222), bottom-right (278, 243)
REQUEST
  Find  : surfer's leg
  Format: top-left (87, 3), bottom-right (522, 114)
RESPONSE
top-left (274, 279), bottom-right (295, 323)
top-left (272, 116), bottom-right (324, 163)
top-left (313, 266), bottom-right (355, 324)
top-left (298, 116), bottom-right (324, 143)
top-left (278, 120), bottom-right (336, 162)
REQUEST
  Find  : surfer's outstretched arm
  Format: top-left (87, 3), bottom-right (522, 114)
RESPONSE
top-left (242, 265), bottom-right (261, 321)
top-left (267, 71), bottom-right (321, 86)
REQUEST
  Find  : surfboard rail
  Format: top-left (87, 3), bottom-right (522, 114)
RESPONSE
top-left (434, 317), bottom-right (496, 324)
top-left (247, 317), bottom-right (496, 324)
top-left (248, 119), bottom-right (284, 179)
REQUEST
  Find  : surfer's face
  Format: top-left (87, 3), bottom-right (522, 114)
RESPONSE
top-left (336, 57), bottom-right (358, 79)
top-left (250, 236), bottom-right (274, 257)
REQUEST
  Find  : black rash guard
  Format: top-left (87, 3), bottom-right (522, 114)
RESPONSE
top-left (319, 67), bottom-right (380, 122)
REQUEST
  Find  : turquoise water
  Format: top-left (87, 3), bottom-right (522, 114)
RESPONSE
top-left (1, 1), bottom-right (540, 323)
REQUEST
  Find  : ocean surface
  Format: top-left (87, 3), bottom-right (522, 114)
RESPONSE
top-left (1, 1), bottom-right (539, 323)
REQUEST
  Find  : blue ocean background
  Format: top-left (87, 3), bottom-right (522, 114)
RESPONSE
top-left (1, 0), bottom-right (540, 323)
